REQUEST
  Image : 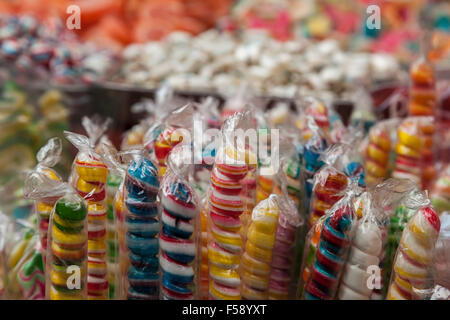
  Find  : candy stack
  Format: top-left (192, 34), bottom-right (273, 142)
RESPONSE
top-left (304, 204), bottom-right (354, 300)
top-left (73, 154), bottom-right (109, 299)
top-left (307, 167), bottom-right (348, 229)
top-left (304, 100), bottom-right (330, 141)
top-left (49, 195), bottom-right (87, 300)
top-left (154, 128), bottom-right (183, 176)
top-left (408, 57), bottom-right (436, 116)
top-left (208, 148), bottom-right (248, 300)
top-left (159, 177), bottom-right (199, 300)
top-left (365, 125), bottom-right (391, 187)
top-left (387, 207), bottom-right (440, 300)
top-left (241, 196), bottom-right (279, 299)
top-left (418, 118), bottom-right (436, 190)
top-left (431, 164), bottom-right (450, 214)
top-left (338, 222), bottom-right (382, 299)
top-left (106, 174), bottom-right (121, 299)
top-left (124, 158), bottom-right (160, 300)
top-left (239, 169), bottom-right (257, 244)
top-left (303, 135), bottom-right (327, 211)
top-left (17, 247), bottom-right (45, 300)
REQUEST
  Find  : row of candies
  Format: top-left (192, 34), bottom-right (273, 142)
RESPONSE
top-left (0, 69), bottom-right (448, 300)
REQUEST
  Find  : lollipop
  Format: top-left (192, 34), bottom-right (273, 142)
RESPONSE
top-left (387, 206), bottom-right (440, 299)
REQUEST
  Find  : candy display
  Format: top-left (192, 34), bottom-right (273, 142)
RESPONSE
top-left (387, 205), bottom-right (440, 300)
top-left (65, 118), bottom-right (110, 300)
top-left (0, 1), bottom-right (449, 303)
top-left (46, 191), bottom-right (88, 300)
top-left (123, 155), bottom-right (160, 300)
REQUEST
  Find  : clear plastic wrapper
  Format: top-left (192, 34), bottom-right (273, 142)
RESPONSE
top-left (159, 144), bottom-right (200, 300)
top-left (45, 186), bottom-right (89, 300)
top-left (199, 197), bottom-right (209, 300)
top-left (392, 116), bottom-right (436, 190)
top-left (120, 150), bottom-right (160, 300)
top-left (23, 137), bottom-right (63, 254)
top-left (0, 212), bottom-right (14, 298)
top-left (65, 116), bottom-right (110, 299)
top-left (207, 111), bottom-right (252, 300)
top-left (145, 103), bottom-right (195, 177)
top-left (364, 118), bottom-right (400, 187)
top-left (302, 182), bottom-right (361, 300)
top-left (386, 196), bottom-right (440, 299)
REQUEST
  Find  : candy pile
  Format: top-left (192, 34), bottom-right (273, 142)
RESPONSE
top-left (0, 15), bottom-right (114, 84)
top-left (116, 30), bottom-right (400, 99)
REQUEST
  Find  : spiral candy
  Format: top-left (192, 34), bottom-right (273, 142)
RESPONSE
top-left (408, 57), bottom-right (436, 116)
top-left (159, 177), bottom-right (199, 300)
top-left (154, 128), bottom-right (183, 176)
top-left (307, 167), bottom-right (348, 229)
top-left (304, 203), bottom-right (354, 300)
top-left (365, 125), bottom-right (391, 187)
top-left (48, 195), bottom-right (87, 300)
top-left (124, 158), bottom-right (160, 300)
top-left (387, 207), bottom-right (440, 299)
top-left (73, 154), bottom-right (109, 299)
top-left (208, 148), bottom-right (248, 300)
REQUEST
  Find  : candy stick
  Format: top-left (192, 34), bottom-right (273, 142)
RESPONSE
top-left (124, 156), bottom-right (160, 299)
top-left (303, 185), bottom-right (359, 300)
top-left (154, 128), bottom-right (183, 176)
top-left (408, 56), bottom-right (436, 116)
top-left (387, 206), bottom-right (440, 299)
top-left (65, 122), bottom-right (110, 300)
top-left (46, 192), bottom-right (88, 300)
top-left (159, 146), bottom-right (199, 300)
top-left (365, 122), bottom-right (392, 187)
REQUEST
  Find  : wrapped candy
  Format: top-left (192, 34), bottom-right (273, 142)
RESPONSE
top-left (337, 191), bottom-right (386, 300)
top-left (23, 137), bottom-right (63, 253)
top-left (302, 183), bottom-right (360, 300)
top-left (307, 147), bottom-right (349, 229)
top-left (392, 116), bottom-right (436, 190)
top-left (302, 116), bottom-right (328, 210)
top-left (46, 187), bottom-right (89, 300)
top-left (207, 112), bottom-right (251, 300)
top-left (387, 203), bottom-right (440, 299)
top-left (65, 117), bottom-right (111, 300)
top-left (145, 103), bottom-right (194, 177)
top-left (159, 144), bottom-right (199, 300)
top-left (122, 152), bottom-right (160, 300)
top-left (408, 55), bottom-right (436, 116)
top-left (431, 164), bottom-right (450, 215)
top-left (364, 119), bottom-right (399, 187)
